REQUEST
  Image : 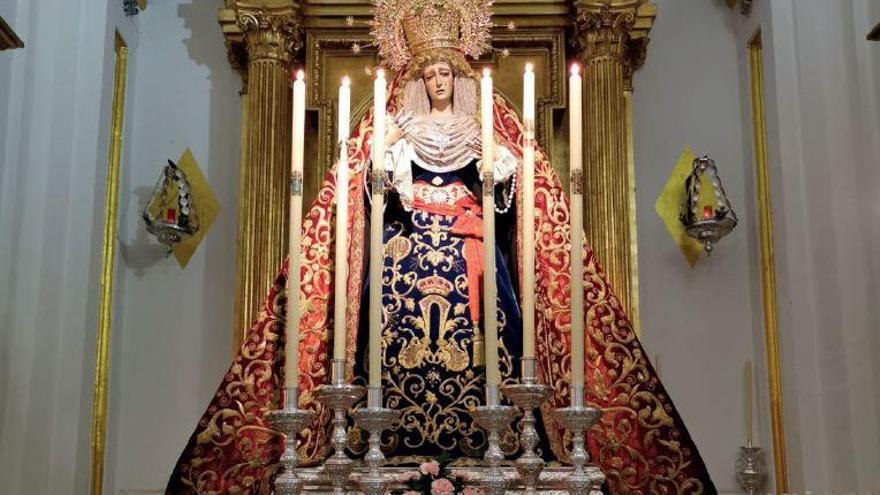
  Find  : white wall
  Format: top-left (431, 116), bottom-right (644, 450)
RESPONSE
top-left (631, 1), bottom-right (759, 491)
top-left (0, 1), bottom-right (240, 493)
top-left (742, 0), bottom-right (880, 491)
top-left (106, 0), bottom-right (242, 493)
top-left (0, 0), bottom-right (139, 493)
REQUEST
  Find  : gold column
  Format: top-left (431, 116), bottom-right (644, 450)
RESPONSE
top-left (573, 0), bottom-right (655, 316)
top-left (222, 4), bottom-right (302, 341)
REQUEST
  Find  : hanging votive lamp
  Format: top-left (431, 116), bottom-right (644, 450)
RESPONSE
top-left (679, 155), bottom-right (737, 254)
top-left (142, 159), bottom-right (199, 253)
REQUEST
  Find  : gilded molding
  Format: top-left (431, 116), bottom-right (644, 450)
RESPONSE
top-left (305, 31), bottom-right (375, 177)
top-left (490, 29), bottom-right (566, 154)
top-left (749, 33), bottom-right (788, 493)
top-left (90, 35), bottom-right (127, 495)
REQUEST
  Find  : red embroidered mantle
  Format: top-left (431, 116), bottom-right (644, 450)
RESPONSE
top-left (165, 70), bottom-right (716, 495)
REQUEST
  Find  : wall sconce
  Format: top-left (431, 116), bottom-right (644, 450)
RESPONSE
top-left (679, 155), bottom-right (737, 254)
top-left (143, 160), bottom-right (199, 253)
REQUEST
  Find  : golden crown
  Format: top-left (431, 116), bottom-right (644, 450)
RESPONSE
top-left (416, 274), bottom-right (454, 296)
top-left (372, 0), bottom-right (492, 72)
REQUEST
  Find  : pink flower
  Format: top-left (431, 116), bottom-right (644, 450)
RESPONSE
top-left (420, 460), bottom-right (440, 477)
top-left (430, 478), bottom-right (454, 495)
top-left (396, 471), bottom-right (421, 482)
top-left (462, 488), bottom-right (483, 495)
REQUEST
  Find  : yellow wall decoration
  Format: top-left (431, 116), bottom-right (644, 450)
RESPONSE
top-left (654, 146), bottom-right (704, 267)
top-left (171, 148), bottom-right (219, 268)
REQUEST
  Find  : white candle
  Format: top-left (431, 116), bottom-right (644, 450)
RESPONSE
top-left (522, 63), bottom-right (536, 363)
top-left (368, 70), bottom-right (386, 406)
top-left (568, 64), bottom-right (584, 406)
top-left (746, 359), bottom-right (753, 446)
top-left (481, 68), bottom-right (499, 402)
top-left (333, 76), bottom-right (351, 367)
top-left (285, 70), bottom-right (306, 395)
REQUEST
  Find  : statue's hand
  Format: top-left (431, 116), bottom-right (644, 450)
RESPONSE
top-left (466, 136), bottom-right (482, 157)
top-left (384, 110), bottom-right (414, 148)
top-left (385, 124), bottom-right (404, 148)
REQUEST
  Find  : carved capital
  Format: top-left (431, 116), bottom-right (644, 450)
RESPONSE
top-left (573, 1), bottom-right (656, 83)
top-left (238, 8), bottom-right (302, 64)
top-left (219, 3), bottom-right (303, 83)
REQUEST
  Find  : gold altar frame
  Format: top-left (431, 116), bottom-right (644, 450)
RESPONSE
top-left (224, 0), bottom-right (648, 369)
top-left (90, 33), bottom-right (128, 495)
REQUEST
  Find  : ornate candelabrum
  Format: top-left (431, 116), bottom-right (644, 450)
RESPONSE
top-left (350, 387), bottom-right (399, 495)
top-left (556, 386), bottom-right (605, 495)
top-left (266, 387), bottom-right (317, 495)
top-left (313, 359), bottom-right (365, 495)
top-left (470, 385), bottom-right (519, 495)
top-left (735, 444), bottom-right (767, 495)
top-left (502, 357), bottom-right (552, 494)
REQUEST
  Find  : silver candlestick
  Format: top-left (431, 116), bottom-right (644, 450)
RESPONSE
top-left (351, 387), bottom-right (399, 495)
top-left (313, 359), bottom-right (365, 495)
top-left (470, 384), bottom-right (519, 495)
top-left (266, 387), bottom-right (317, 495)
top-left (735, 444), bottom-right (766, 495)
top-left (502, 357), bottom-right (551, 495)
top-left (556, 386), bottom-right (605, 495)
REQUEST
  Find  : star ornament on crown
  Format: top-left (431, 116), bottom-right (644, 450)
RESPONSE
top-left (372, 0), bottom-right (492, 77)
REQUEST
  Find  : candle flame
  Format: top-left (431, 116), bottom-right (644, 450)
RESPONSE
top-left (570, 63), bottom-right (580, 76)
top-left (342, 76), bottom-right (351, 86)
top-left (296, 70), bottom-right (305, 81)
top-left (483, 67), bottom-right (491, 77)
top-left (525, 62), bottom-right (534, 72)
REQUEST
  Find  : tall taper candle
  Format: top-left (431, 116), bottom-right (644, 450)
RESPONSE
top-left (481, 68), bottom-right (500, 401)
top-left (522, 63), bottom-right (536, 363)
top-left (333, 77), bottom-right (351, 367)
top-left (746, 359), bottom-right (753, 446)
top-left (285, 70), bottom-right (306, 393)
top-left (368, 70), bottom-right (387, 406)
top-left (569, 64), bottom-right (584, 406)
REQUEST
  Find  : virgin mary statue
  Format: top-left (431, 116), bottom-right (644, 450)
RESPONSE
top-left (166, 0), bottom-right (716, 493)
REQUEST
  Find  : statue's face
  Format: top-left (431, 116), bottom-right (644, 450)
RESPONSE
top-left (421, 62), bottom-right (454, 107)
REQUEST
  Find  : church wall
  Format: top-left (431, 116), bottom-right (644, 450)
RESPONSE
top-left (0, 0), bottom-right (139, 493)
top-left (630, 1), bottom-right (759, 492)
top-left (746, 0), bottom-right (880, 491)
top-left (106, 1), bottom-right (243, 494)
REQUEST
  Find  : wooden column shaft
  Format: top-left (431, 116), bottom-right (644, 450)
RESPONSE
top-left (574, 1), bottom-right (654, 316)
top-left (232, 9), bottom-right (301, 340)
top-left (583, 51), bottom-right (631, 311)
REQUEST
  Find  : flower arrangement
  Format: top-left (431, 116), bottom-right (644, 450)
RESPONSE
top-left (391, 455), bottom-right (483, 495)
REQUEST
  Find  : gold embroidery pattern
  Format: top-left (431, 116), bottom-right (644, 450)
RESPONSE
top-left (379, 208), bottom-right (519, 458)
